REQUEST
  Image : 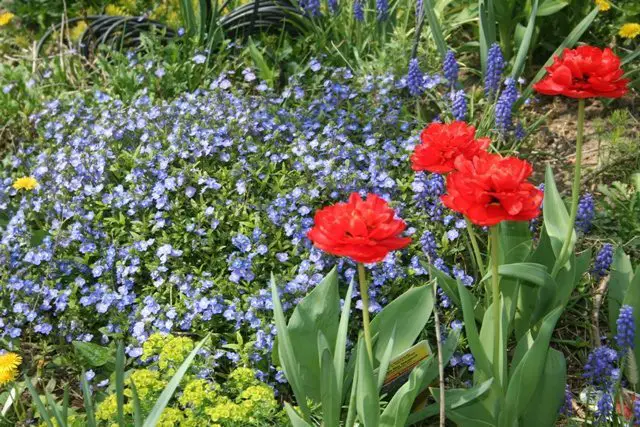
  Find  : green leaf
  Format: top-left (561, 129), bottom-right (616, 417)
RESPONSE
top-left (543, 165), bottom-right (575, 262)
top-left (409, 378), bottom-right (494, 424)
top-left (478, 298), bottom-right (507, 389)
top-left (418, 330), bottom-right (461, 392)
top-left (536, 0), bottom-right (568, 16)
top-left (143, 335), bottom-right (210, 427)
top-left (482, 262), bottom-right (555, 289)
top-left (72, 342), bottom-right (113, 368)
top-left (334, 280), bottom-right (353, 401)
top-left (457, 281), bottom-right (492, 381)
top-left (284, 402), bottom-right (313, 427)
top-left (377, 325), bottom-right (396, 391)
top-left (380, 355), bottom-right (434, 426)
top-left (318, 332), bottom-right (340, 427)
top-left (520, 349), bottom-right (566, 427)
top-left (270, 275), bottom-right (310, 418)
top-left (608, 247), bottom-right (633, 334)
top-left (511, 0), bottom-right (538, 78)
top-left (288, 267), bottom-right (340, 402)
top-left (518, 7), bottom-right (598, 106)
top-left (500, 307), bottom-right (563, 425)
top-left (478, 0), bottom-right (496, 74)
top-left (423, 0), bottom-right (448, 59)
top-left (356, 339), bottom-right (380, 426)
top-left (433, 400), bottom-right (496, 427)
top-left (622, 267), bottom-right (640, 383)
top-left (370, 284), bottom-right (434, 364)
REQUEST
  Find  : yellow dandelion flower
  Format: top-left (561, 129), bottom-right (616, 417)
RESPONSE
top-left (595, 0), bottom-right (611, 11)
top-left (69, 21), bottom-right (89, 42)
top-left (0, 12), bottom-right (15, 26)
top-left (105, 4), bottom-right (127, 16)
top-left (0, 352), bottom-right (22, 372)
top-left (12, 176), bottom-right (38, 191)
top-left (619, 23), bottom-right (640, 39)
top-left (0, 369), bottom-right (17, 386)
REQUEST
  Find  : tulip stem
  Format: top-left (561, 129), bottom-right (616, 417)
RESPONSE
top-left (552, 98), bottom-right (586, 278)
top-left (357, 263), bottom-right (374, 364)
top-left (490, 225), bottom-right (501, 387)
top-left (465, 217), bottom-right (486, 278)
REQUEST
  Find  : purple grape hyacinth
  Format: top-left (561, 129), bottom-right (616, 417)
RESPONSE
top-left (407, 58), bottom-right (424, 97)
top-left (442, 50), bottom-right (459, 86)
top-left (593, 244), bottom-right (614, 278)
top-left (484, 43), bottom-right (505, 98)
top-left (615, 305), bottom-right (635, 352)
top-left (576, 192), bottom-right (595, 234)
top-left (495, 78), bottom-right (518, 132)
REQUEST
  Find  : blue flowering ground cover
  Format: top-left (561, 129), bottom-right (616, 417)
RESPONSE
top-left (0, 63), bottom-right (474, 380)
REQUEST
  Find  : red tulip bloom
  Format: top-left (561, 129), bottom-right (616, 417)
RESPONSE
top-left (307, 193), bottom-right (411, 263)
top-left (441, 153), bottom-right (543, 226)
top-left (533, 46), bottom-right (629, 99)
top-left (411, 121), bottom-right (490, 174)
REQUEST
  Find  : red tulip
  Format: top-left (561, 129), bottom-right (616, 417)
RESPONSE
top-left (533, 46), bottom-right (629, 99)
top-left (440, 153), bottom-right (543, 226)
top-left (307, 193), bottom-right (411, 263)
top-left (411, 121), bottom-right (490, 174)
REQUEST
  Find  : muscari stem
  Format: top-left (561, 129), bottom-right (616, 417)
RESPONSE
top-left (357, 263), bottom-right (374, 364)
top-left (465, 217), bottom-right (486, 278)
top-left (490, 225), bottom-right (501, 387)
top-left (552, 98), bottom-right (586, 277)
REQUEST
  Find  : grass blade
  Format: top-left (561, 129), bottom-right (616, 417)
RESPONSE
top-left (424, 0), bottom-right (448, 58)
top-left (130, 380), bottom-right (143, 427)
top-left (80, 373), bottom-right (97, 427)
top-left (115, 341), bottom-right (126, 427)
top-left (143, 335), bottom-right (210, 427)
top-left (45, 390), bottom-right (67, 427)
top-left (511, 0), bottom-right (538, 78)
top-left (334, 279), bottom-right (353, 401)
top-left (25, 376), bottom-right (53, 427)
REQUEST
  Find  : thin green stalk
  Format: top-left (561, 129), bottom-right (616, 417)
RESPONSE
top-left (465, 217), bottom-right (486, 278)
top-left (499, 21), bottom-right (513, 61)
top-left (552, 99), bottom-right (586, 277)
top-left (357, 263), bottom-right (374, 364)
top-left (490, 225), bottom-right (501, 387)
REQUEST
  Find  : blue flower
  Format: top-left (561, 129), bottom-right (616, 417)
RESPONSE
top-left (353, 0), bottom-right (364, 21)
top-left (484, 43), bottom-right (505, 98)
top-left (407, 58), bottom-right (424, 97)
top-left (449, 90), bottom-right (467, 120)
top-left (615, 305), bottom-right (635, 352)
top-left (583, 346), bottom-right (617, 387)
top-left (576, 192), bottom-right (595, 234)
top-left (593, 244), bottom-right (614, 278)
top-left (442, 50), bottom-right (459, 86)
top-left (192, 54), bottom-right (207, 64)
top-left (376, 0), bottom-right (388, 20)
top-left (495, 78), bottom-right (518, 132)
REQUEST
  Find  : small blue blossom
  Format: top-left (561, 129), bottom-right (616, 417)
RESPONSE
top-left (442, 50), bottom-right (459, 86)
top-left (576, 193), bottom-right (595, 234)
top-left (192, 54), bottom-right (207, 64)
top-left (615, 305), bottom-right (635, 352)
top-left (484, 43), bottom-right (505, 97)
top-left (495, 78), bottom-right (519, 132)
top-left (407, 58), bottom-right (424, 97)
top-left (593, 244), bottom-right (614, 278)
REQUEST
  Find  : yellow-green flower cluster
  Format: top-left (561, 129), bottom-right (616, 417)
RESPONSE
top-left (95, 335), bottom-right (284, 426)
top-left (158, 336), bottom-right (194, 374)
